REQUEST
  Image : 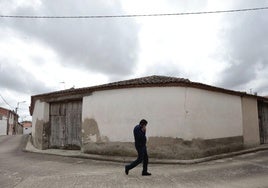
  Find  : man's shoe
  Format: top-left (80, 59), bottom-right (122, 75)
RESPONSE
top-left (142, 172), bottom-right (151, 176)
top-left (125, 166), bottom-right (129, 175)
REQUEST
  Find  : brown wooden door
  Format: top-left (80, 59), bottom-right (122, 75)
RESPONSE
top-left (50, 101), bottom-right (82, 149)
top-left (258, 101), bottom-right (268, 144)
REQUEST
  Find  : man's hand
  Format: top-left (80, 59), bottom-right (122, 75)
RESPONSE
top-left (142, 126), bottom-right (146, 133)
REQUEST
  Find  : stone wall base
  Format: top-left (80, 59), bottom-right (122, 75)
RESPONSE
top-left (82, 136), bottom-right (243, 160)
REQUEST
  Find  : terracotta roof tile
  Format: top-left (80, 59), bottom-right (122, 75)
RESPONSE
top-left (32, 75), bottom-right (190, 98)
top-left (95, 75), bottom-right (190, 87)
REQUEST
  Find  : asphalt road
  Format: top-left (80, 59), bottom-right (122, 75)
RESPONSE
top-left (0, 135), bottom-right (268, 188)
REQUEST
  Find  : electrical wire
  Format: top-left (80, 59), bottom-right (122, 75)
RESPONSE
top-left (0, 6), bottom-right (268, 19)
top-left (0, 94), bottom-right (13, 109)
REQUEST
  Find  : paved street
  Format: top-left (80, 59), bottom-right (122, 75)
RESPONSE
top-left (0, 135), bottom-right (268, 188)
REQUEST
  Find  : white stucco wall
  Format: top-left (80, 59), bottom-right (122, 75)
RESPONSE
top-left (241, 97), bottom-right (259, 147)
top-left (32, 100), bottom-right (49, 139)
top-left (82, 87), bottom-right (243, 142)
top-left (184, 88), bottom-right (243, 139)
top-left (9, 114), bottom-right (14, 124)
top-left (0, 117), bottom-right (7, 135)
top-left (6, 114), bottom-right (14, 135)
top-left (23, 127), bottom-right (32, 135)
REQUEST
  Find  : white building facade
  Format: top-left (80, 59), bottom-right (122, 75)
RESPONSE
top-left (0, 115), bottom-right (8, 135)
top-left (30, 76), bottom-right (267, 158)
top-left (82, 87), bottom-right (243, 142)
top-left (0, 107), bottom-right (19, 136)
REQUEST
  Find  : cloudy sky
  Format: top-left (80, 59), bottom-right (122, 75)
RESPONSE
top-left (0, 0), bottom-right (268, 121)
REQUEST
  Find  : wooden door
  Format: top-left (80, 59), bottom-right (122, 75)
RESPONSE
top-left (65, 102), bottom-right (82, 147)
top-left (50, 101), bottom-right (82, 149)
top-left (258, 101), bottom-right (268, 144)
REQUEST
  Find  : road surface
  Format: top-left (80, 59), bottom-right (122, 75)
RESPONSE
top-left (0, 135), bottom-right (268, 188)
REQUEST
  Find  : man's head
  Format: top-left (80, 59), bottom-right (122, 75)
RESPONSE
top-left (139, 119), bottom-right (148, 127)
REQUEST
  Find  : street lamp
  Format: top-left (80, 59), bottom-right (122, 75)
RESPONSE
top-left (15, 101), bottom-right (26, 114)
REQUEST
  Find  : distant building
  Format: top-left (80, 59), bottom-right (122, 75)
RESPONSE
top-left (17, 123), bottom-right (23, 135)
top-left (0, 107), bottom-right (19, 135)
top-left (21, 121), bottom-right (32, 135)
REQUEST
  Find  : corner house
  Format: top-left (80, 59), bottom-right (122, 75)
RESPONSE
top-left (30, 75), bottom-right (268, 159)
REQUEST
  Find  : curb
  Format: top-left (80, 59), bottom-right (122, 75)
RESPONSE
top-left (23, 136), bottom-right (268, 165)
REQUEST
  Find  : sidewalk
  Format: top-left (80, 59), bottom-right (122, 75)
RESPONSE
top-left (23, 136), bottom-right (268, 164)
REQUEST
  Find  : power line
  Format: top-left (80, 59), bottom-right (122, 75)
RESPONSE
top-left (0, 6), bottom-right (268, 19)
top-left (0, 94), bottom-right (13, 109)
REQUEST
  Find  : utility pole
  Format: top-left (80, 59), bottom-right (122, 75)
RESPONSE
top-left (13, 101), bottom-right (26, 135)
top-left (15, 101), bottom-right (26, 114)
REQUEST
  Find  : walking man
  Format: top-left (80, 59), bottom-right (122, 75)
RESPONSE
top-left (125, 119), bottom-right (151, 176)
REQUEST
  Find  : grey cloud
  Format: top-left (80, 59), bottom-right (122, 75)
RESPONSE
top-left (0, 60), bottom-right (53, 94)
top-left (217, 62), bottom-right (258, 89)
top-left (167, 0), bottom-right (208, 11)
top-left (257, 83), bottom-right (268, 96)
top-left (1, 0), bottom-right (139, 77)
top-left (217, 1), bottom-right (268, 91)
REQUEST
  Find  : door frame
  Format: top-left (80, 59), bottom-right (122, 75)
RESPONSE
top-left (258, 100), bottom-right (268, 144)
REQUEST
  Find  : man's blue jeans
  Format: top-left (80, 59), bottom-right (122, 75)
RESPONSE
top-left (126, 146), bottom-right (148, 173)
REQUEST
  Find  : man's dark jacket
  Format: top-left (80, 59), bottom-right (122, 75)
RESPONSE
top-left (133, 125), bottom-right (147, 149)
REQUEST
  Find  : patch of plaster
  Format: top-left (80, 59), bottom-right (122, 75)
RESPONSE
top-left (42, 121), bottom-right (50, 149)
top-left (147, 136), bottom-right (244, 159)
top-left (34, 119), bottom-right (43, 150)
top-left (83, 142), bottom-right (136, 157)
top-left (32, 119), bottom-right (50, 150)
top-left (82, 118), bottom-right (109, 144)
